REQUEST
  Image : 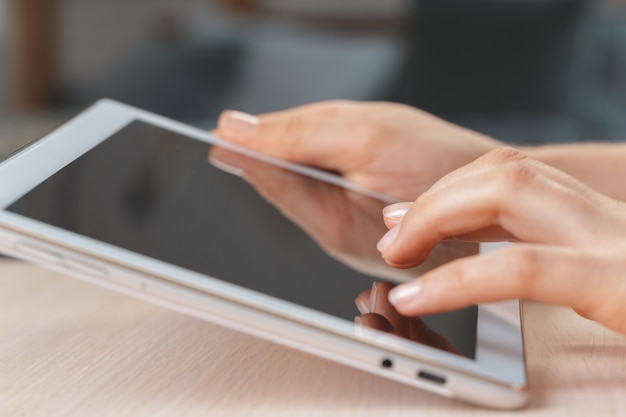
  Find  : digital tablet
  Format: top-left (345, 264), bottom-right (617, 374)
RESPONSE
top-left (0, 99), bottom-right (528, 408)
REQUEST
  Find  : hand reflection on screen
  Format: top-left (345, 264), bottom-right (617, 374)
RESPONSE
top-left (355, 281), bottom-right (462, 355)
top-left (208, 145), bottom-right (477, 283)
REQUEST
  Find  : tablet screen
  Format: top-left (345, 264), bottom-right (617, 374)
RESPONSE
top-left (7, 120), bottom-right (477, 358)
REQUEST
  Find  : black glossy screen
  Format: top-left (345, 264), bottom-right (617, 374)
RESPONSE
top-left (8, 121), bottom-right (477, 358)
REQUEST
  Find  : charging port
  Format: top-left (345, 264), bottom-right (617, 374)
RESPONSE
top-left (417, 370), bottom-right (446, 385)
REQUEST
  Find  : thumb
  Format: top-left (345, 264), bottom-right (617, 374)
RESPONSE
top-left (213, 110), bottom-right (261, 147)
top-left (213, 102), bottom-right (366, 171)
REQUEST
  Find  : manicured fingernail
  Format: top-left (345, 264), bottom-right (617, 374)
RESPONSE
top-left (222, 110), bottom-right (259, 134)
top-left (209, 155), bottom-right (244, 177)
top-left (382, 202), bottom-right (412, 220)
top-left (355, 297), bottom-right (369, 314)
top-left (388, 281), bottom-right (422, 307)
top-left (370, 282), bottom-right (379, 311)
top-left (377, 224), bottom-right (400, 253)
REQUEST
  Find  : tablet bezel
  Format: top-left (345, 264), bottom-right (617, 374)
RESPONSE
top-left (0, 99), bottom-right (528, 408)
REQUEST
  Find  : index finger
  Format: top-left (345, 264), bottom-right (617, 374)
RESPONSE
top-left (380, 148), bottom-right (613, 268)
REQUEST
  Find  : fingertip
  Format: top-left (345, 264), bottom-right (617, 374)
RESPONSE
top-left (388, 280), bottom-right (424, 314)
top-left (382, 202), bottom-right (413, 221)
top-left (207, 148), bottom-right (246, 177)
top-left (382, 202), bottom-right (412, 229)
top-left (218, 110), bottom-right (260, 137)
top-left (354, 289), bottom-right (371, 314)
top-left (377, 226), bottom-right (430, 269)
top-left (376, 224), bottom-right (400, 253)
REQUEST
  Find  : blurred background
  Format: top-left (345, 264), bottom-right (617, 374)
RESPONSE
top-left (2, 0), bottom-right (626, 160)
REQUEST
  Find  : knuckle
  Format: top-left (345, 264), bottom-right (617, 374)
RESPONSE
top-left (279, 116), bottom-right (311, 160)
top-left (325, 99), bottom-right (353, 111)
top-left (481, 147), bottom-right (527, 165)
top-left (476, 148), bottom-right (539, 197)
top-left (483, 166), bottom-right (536, 205)
top-left (282, 114), bottom-right (305, 138)
top-left (316, 100), bottom-right (357, 118)
top-left (501, 163), bottom-right (537, 193)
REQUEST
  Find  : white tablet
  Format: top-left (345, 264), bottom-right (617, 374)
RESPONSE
top-left (0, 99), bottom-right (528, 408)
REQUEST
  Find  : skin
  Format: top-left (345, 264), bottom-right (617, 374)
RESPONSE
top-left (209, 146), bottom-right (465, 355)
top-left (212, 100), bottom-right (626, 335)
top-left (209, 145), bottom-right (477, 282)
top-left (379, 148), bottom-right (626, 335)
top-left (211, 100), bottom-right (500, 201)
top-left (354, 281), bottom-right (462, 355)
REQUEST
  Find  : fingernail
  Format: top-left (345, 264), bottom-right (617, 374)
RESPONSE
top-left (370, 282), bottom-right (379, 311)
top-left (209, 155), bottom-right (244, 177)
top-left (222, 110), bottom-right (259, 134)
top-left (355, 297), bottom-right (369, 314)
top-left (382, 202), bottom-right (412, 220)
top-left (388, 281), bottom-right (422, 307)
top-left (377, 224), bottom-right (400, 253)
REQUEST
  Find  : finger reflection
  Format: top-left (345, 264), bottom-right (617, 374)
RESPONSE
top-left (209, 145), bottom-right (477, 283)
top-left (209, 145), bottom-right (476, 357)
top-left (355, 282), bottom-right (463, 355)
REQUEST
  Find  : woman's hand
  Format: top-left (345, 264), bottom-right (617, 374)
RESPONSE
top-left (212, 100), bottom-right (500, 201)
top-left (378, 147), bottom-right (626, 335)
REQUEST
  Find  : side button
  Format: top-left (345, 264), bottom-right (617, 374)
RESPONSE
top-left (63, 258), bottom-right (108, 279)
top-left (15, 242), bottom-right (62, 264)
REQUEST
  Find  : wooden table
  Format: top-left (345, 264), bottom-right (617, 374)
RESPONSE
top-left (1, 260), bottom-right (625, 416)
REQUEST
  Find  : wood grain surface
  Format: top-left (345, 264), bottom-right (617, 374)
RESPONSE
top-left (1, 260), bottom-right (625, 416)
